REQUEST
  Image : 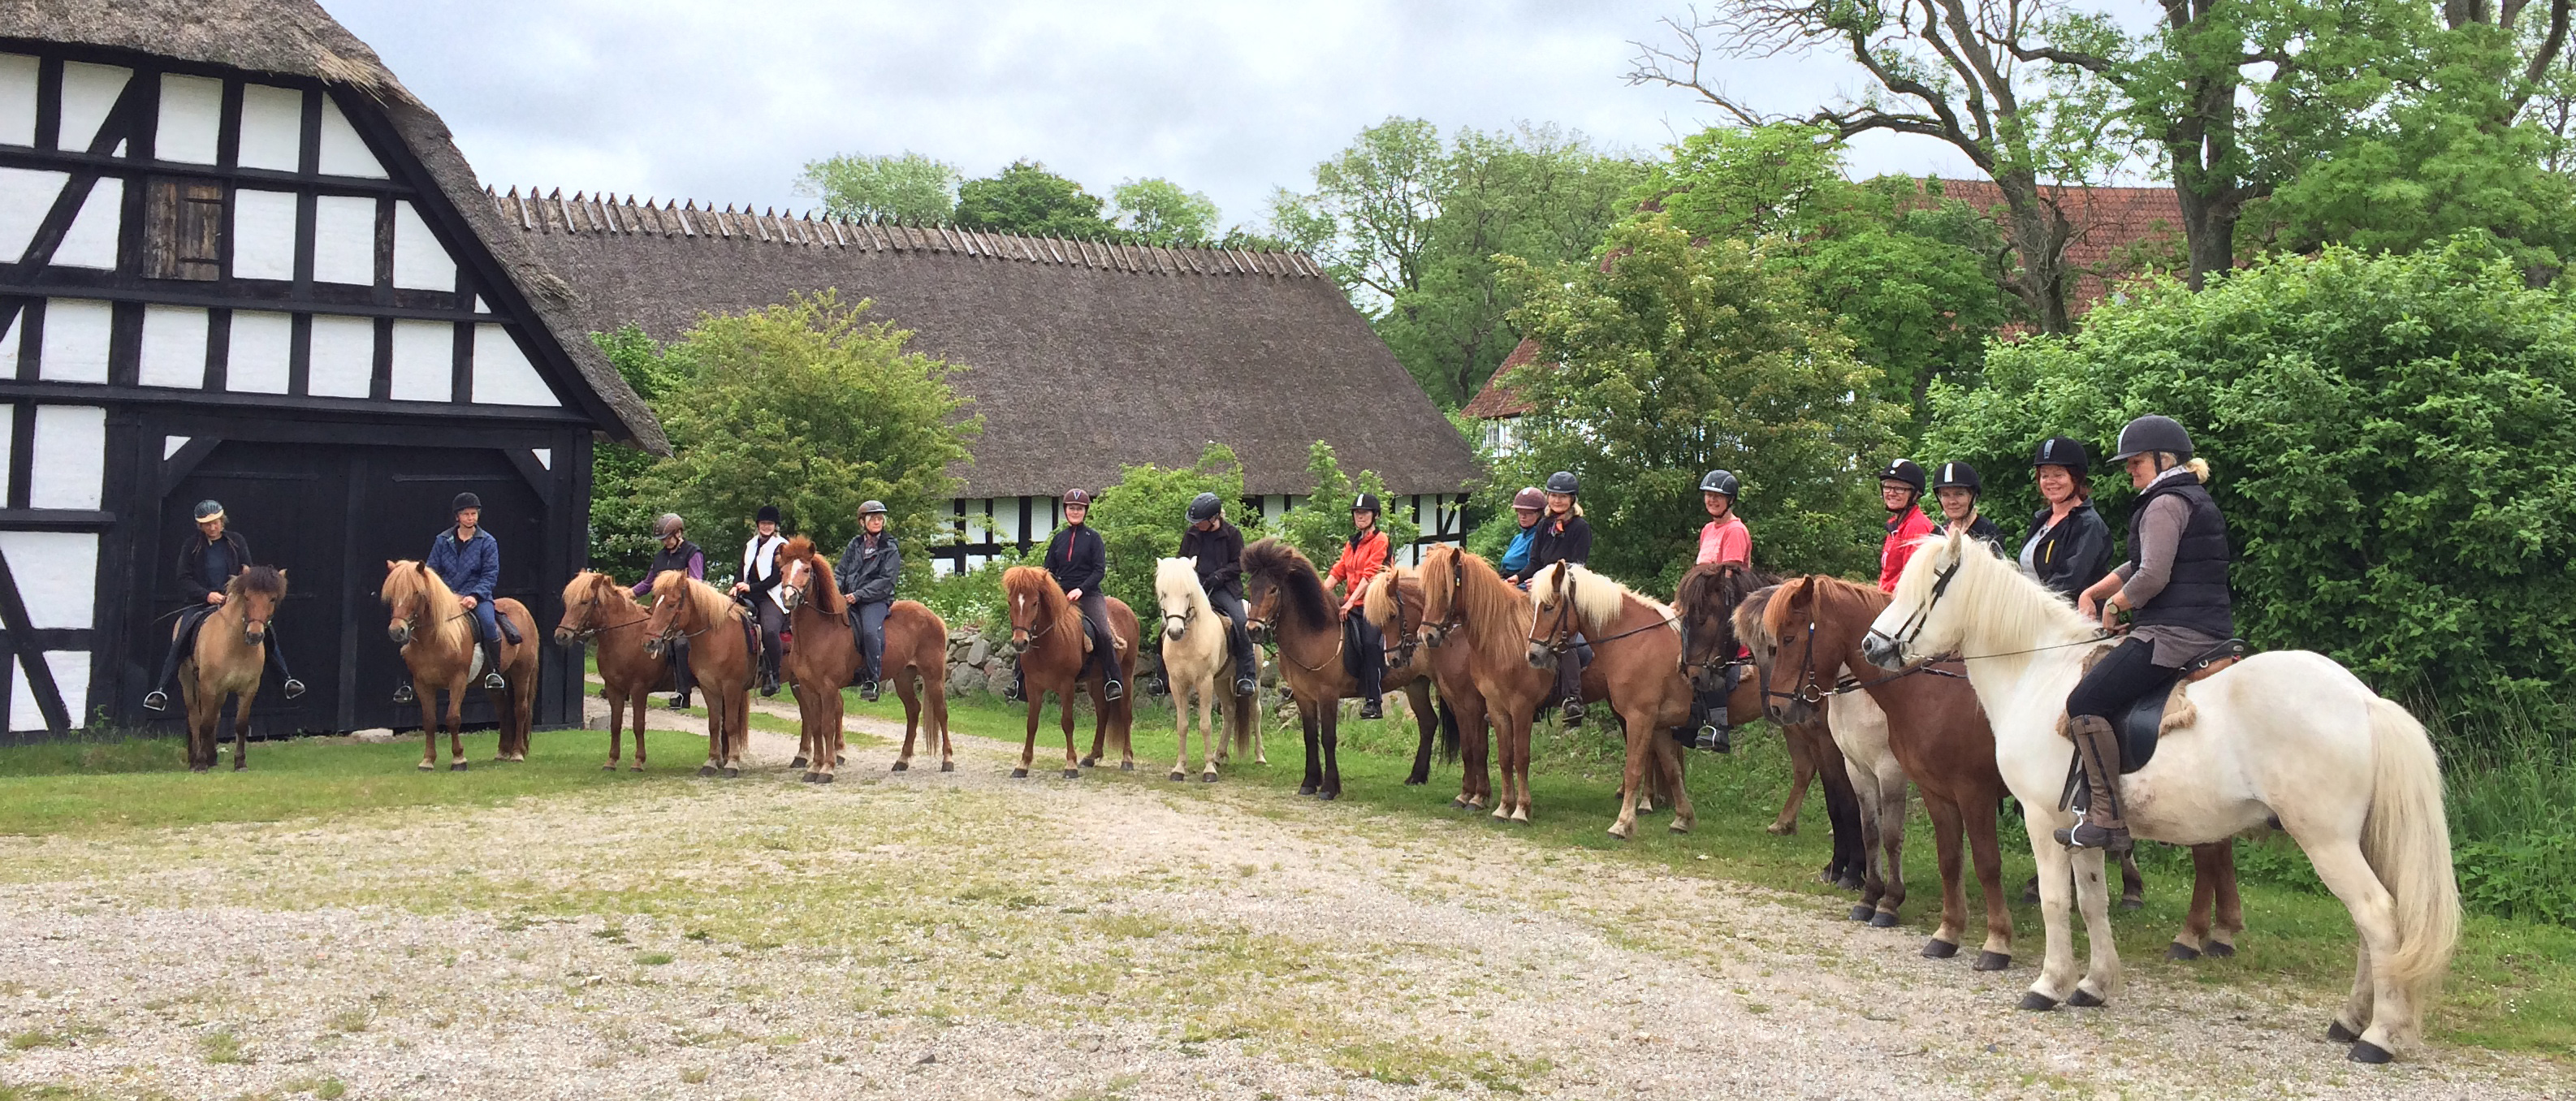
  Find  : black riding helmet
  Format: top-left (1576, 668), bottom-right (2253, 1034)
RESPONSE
top-left (1545, 471), bottom-right (1579, 495)
top-left (1698, 469), bottom-right (1740, 498)
top-left (1187, 492), bottom-right (1222, 523)
top-left (1876, 459), bottom-right (1926, 494)
top-left (1351, 492), bottom-right (1382, 515)
top-left (2031, 436), bottom-right (2090, 470)
top-left (756, 504), bottom-right (781, 525)
top-left (1930, 461), bottom-right (1982, 495)
top-left (452, 491), bottom-right (482, 514)
top-left (2110, 414), bottom-right (2194, 462)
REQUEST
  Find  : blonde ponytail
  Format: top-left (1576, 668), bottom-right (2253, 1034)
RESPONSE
top-left (2185, 457), bottom-right (2211, 484)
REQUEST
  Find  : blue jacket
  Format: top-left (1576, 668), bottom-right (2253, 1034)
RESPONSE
top-left (1500, 526), bottom-right (1536, 578)
top-left (426, 526), bottom-right (499, 601)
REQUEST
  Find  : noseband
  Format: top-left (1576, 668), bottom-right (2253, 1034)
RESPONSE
top-left (1863, 555), bottom-right (1962, 659)
top-left (1525, 568), bottom-right (1580, 654)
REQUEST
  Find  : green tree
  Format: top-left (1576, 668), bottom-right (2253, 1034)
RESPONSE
top-left (1498, 215), bottom-right (1904, 590)
top-left (1087, 444), bottom-right (1247, 641)
top-left (1923, 235), bottom-right (2576, 738)
top-left (1111, 178), bottom-right (1220, 246)
top-left (588, 326), bottom-right (683, 581)
top-left (954, 160), bottom-right (1118, 239)
top-left (632, 292), bottom-right (980, 593)
top-left (1276, 442), bottom-right (1391, 573)
top-left (797, 151), bottom-right (962, 225)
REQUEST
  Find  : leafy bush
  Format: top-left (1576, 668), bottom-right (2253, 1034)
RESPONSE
top-left (1088, 444), bottom-right (1247, 641)
top-left (1278, 442), bottom-right (1390, 574)
top-left (914, 549), bottom-right (1034, 637)
top-left (1923, 235), bottom-right (2576, 739)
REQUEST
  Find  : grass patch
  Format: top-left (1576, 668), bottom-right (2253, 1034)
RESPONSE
top-left (197, 1025), bottom-right (245, 1064)
top-left (634, 952), bottom-right (675, 966)
top-left (4, 1022), bottom-right (101, 1051)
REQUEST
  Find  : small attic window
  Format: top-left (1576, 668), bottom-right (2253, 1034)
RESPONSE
top-left (144, 176), bottom-right (226, 280)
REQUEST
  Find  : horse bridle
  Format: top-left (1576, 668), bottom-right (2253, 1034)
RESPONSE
top-left (1526, 566), bottom-right (1580, 655)
top-left (1382, 581), bottom-right (1422, 670)
top-left (1245, 581), bottom-right (1338, 673)
top-left (1865, 555), bottom-right (1963, 660)
top-left (1424, 551), bottom-right (1466, 647)
top-left (1766, 573), bottom-right (1969, 709)
top-left (562, 581), bottom-right (649, 643)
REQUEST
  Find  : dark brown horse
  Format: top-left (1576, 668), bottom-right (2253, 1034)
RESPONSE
top-left (554, 571), bottom-right (668, 771)
top-left (1362, 567), bottom-right (1471, 797)
top-left (642, 572), bottom-right (754, 778)
top-left (382, 560), bottom-right (538, 771)
top-left (179, 565), bottom-right (287, 772)
top-left (1679, 565), bottom-right (1865, 888)
top-left (776, 536), bottom-right (952, 780)
top-left (1000, 566), bottom-right (1139, 778)
top-left (1240, 539), bottom-right (1443, 801)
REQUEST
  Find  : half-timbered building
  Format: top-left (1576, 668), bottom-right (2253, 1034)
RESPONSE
top-left (0, 2), bottom-right (666, 737)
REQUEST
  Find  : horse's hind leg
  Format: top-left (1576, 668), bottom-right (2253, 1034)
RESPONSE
top-left (2211, 841), bottom-right (2244, 952)
top-left (2119, 849), bottom-right (2146, 910)
top-left (630, 689), bottom-right (650, 771)
top-left (1660, 728), bottom-right (1696, 834)
top-left (1871, 761), bottom-right (1909, 924)
top-left (896, 676), bottom-right (922, 771)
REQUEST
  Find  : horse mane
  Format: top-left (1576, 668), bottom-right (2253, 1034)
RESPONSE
top-left (383, 560), bottom-right (470, 653)
top-left (781, 535), bottom-right (847, 615)
top-left (1002, 565), bottom-right (1083, 644)
top-left (227, 564), bottom-right (286, 601)
top-left (1531, 561), bottom-right (1671, 637)
top-left (1360, 564), bottom-right (1411, 633)
top-left (1678, 562), bottom-right (1774, 656)
top-left (1426, 544), bottom-right (1533, 647)
top-left (1242, 538), bottom-right (1335, 635)
top-left (584, 570), bottom-right (638, 609)
top-left (651, 568), bottom-right (739, 630)
top-left (1900, 529), bottom-right (2095, 647)
top-left (1734, 585), bottom-right (1779, 652)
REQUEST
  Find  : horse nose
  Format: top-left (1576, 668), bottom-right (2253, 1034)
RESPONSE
top-left (1524, 643), bottom-right (1553, 671)
top-left (551, 628), bottom-right (575, 647)
top-left (1862, 635), bottom-right (1904, 671)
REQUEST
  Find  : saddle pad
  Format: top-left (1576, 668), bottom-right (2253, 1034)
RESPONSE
top-left (2053, 645), bottom-right (2202, 775)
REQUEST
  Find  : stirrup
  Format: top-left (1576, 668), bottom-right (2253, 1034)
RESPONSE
top-left (392, 684), bottom-right (416, 706)
top-left (1234, 677), bottom-right (1260, 696)
top-left (860, 680), bottom-right (881, 702)
top-left (143, 690), bottom-right (171, 712)
top-left (1696, 723), bottom-right (1731, 753)
top-left (1359, 699), bottom-right (1383, 719)
top-left (282, 678), bottom-right (306, 700)
top-left (1560, 697), bottom-right (1584, 724)
top-left (1102, 680), bottom-right (1125, 702)
top-left (482, 671), bottom-right (506, 690)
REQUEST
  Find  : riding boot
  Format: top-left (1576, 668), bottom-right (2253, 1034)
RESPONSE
top-left (143, 611), bottom-right (204, 712)
top-left (1356, 633), bottom-right (1384, 721)
top-left (1230, 620), bottom-right (1260, 697)
top-left (2054, 715), bottom-right (2133, 853)
top-left (1090, 619), bottom-right (1125, 702)
top-left (266, 630), bottom-right (307, 699)
top-left (759, 630), bottom-right (782, 697)
top-left (671, 639), bottom-right (694, 710)
top-left (480, 636), bottom-right (507, 691)
top-left (1557, 652), bottom-right (1584, 725)
top-left (1695, 664), bottom-right (1736, 752)
top-left (860, 654), bottom-right (883, 702)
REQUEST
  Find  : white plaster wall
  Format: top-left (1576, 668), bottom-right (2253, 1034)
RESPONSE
top-left (52, 176), bottom-right (120, 270)
top-left (11, 651), bottom-right (90, 732)
top-left (388, 319), bottom-right (450, 402)
top-left (0, 54), bottom-right (35, 147)
top-left (391, 201), bottom-right (453, 291)
top-left (0, 532), bottom-right (97, 629)
top-left (230, 188), bottom-right (299, 281)
top-left (226, 311), bottom-right (292, 394)
top-left (311, 195), bottom-right (375, 286)
top-left (0, 166), bottom-right (64, 261)
top-left (314, 98), bottom-right (385, 178)
top-left (137, 304), bottom-right (209, 388)
top-left (28, 404), bottom-right (105, 509)
top-left (236, 84), bottom-right (303, 172)
top-left (56, 62), bottom-right (128, 152)
top-left (0, 308), bottom-right (16, 368)
top-left (530, 448), bottom-right (551, 470)
top-left (154, 73), bottom-right (223, 165)
top-left (37, 299), bottom-right (110, 382)
top-left (307, 315), bottom-right (374, 398)
top-left (471, 325), bottom-right (557, 406)
top-left (0, 405), bottom-right (13, 501)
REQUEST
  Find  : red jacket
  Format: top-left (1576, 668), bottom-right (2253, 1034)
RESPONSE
top-left (1879, 506), bottom-right (1934, 593)
top-left (1327, 529), bottom-right (1390, 615)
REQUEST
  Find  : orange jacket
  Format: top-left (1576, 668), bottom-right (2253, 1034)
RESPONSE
top-left (1327, 529), bottom-right (1390, 615)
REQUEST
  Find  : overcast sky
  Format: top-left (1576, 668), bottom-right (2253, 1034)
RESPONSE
top-left (326, 0), bottom-right (1995, 231)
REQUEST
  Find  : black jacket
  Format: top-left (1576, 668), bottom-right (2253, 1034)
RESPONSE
top-left (176, 530), bottom-right (253, 602)
top-left (2023, 501), bottom-right (2113, 602)
top-left (1178, 519), bottom-right (1244, 599)
top-left (836, 533), bottom-right (901, 605)
top-left (1044, 523), bottom-right (1106, 594)
top-left (2127, 478), bottom-right (2232, 637)
top-left (1526, 512), bottom-right (1593, 575)
top-left (1938, 514), bottom-right (2008, 555)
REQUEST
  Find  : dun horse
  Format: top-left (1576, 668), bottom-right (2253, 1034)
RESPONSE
top-left (1154, 556), bottom-right (1259, 781)
top-left (178, 565), bottom-right (288, 771)
top-left (381, 560), bottom-right (537, 771)
top-left (642, 572), bottom-right (755, 777)
top-left (1000, 566), bottom-right (1139, 778)
top-left (555, 571), bottom-right (668, 771)
top-left (1525, 562), bottom-right (1697, 838)
top-left (1241, 539), bottom-right (1445, 800)
top-left (776, 537), bottom-right (952, 780)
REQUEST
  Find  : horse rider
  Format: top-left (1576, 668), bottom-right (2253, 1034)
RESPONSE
top-left (1930, 461), bottom-right (2007, 555)
top-left (633, 513), bottom-right (705, 709)
top-left (2021, 437), bottom-right (2114, 602)
top-left (397, 492), bottom-right (512, 704)
top-left (731, 505), bottom-right (788, 697)
top-left (835, 501), bottom-right (901, 702)
top-left (1178, 492), bottom-right (1261, 697)
top-left (2064, 415), bottom-right (2233, 853)
top-left (1324, 493), bottom-right (1392, 720)
top-left (1688, 469), bottom-right (1748, 752)
top-left (1008, 490), bottom-right (1121, 702)
top-left (1877, 459), bottom-right (1934, 593)
top-left (1498, 486), bottom-right (1545, 585)
top-left (142, 499), bottom-right (305, 713)
top-left (1530, 471), bottom-right (1594, 723)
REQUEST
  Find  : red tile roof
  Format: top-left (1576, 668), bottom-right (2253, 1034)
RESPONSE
top-left (1459, 336), bottom-right (1545, 418)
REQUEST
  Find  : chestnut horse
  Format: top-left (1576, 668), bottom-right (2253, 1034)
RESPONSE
top-left (642, 572), bottom-right (754, 777)
top-left (554, 571), bottom-right (668, 771)
top-left (1524, 561), bottom-right (1698, 839)
top-left (381, 560), bottom-right (537, 771)
top-left (1241, 539), bottom-right (1449, 800)
top-left (1680, 566), bottom-right (1864, 888)
top-left (1361, 568), bottom-right (1473, 799)
top-left (179, 565), bottom-right (287, 772)
top-left (999, 566), bottom-right (1139, 778)
top-left (776, 536), bottom-right (952, 780)
top-left (1416, 544), bottom-right (1622, 823)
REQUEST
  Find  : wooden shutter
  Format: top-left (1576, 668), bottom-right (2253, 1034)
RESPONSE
top-left (145, 177), bottom-right (226, 281)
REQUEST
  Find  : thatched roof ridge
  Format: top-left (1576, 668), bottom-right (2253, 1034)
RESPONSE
top-left (506, 188), bottom-right (1482, 499)
top-left (2, 0), bottom-right (669, 455)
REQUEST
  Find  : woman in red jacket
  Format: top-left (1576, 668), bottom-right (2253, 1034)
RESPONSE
top-left (1876, 459), bottom-right (1934, 592)
top-left (1324, 494), bottom-right (1392, 719)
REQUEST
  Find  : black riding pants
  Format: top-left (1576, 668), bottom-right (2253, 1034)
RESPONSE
top-left (1076, 589), bottom-right (1120, 687)
top-left (2065, 637), bottom-right (2175, 722)
top-left (1555, 633), bottom-right (1588, 703)
top-left (847, 599), bottom-right (890, 682)
top-left (754, 600), bottom-right (786, 674)
top-left (1350, 611), bottom-right (1384, 703)
top-left (1207, 589), bottom-right (1257, 686)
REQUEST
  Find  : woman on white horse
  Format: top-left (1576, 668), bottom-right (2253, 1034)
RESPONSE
top-left (2063, 416), bottom-right (2233, 853)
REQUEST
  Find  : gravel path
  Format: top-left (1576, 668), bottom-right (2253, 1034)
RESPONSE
top-left (0, 702), bottom-right (2562, 1100)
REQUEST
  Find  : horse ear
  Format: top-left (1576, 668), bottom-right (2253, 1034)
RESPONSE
top-left (386, 559), bottom-right (397, 573)
top-left (416, 561), bottom-right (431, 575)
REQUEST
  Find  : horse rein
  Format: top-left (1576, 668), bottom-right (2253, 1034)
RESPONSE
top-left (1525, 566), bottom-right (1680, 655)
top-left (1766, 577), bottom-right (1969, 707)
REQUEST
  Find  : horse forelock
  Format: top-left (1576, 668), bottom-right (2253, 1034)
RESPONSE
top-left (382, 559), bottom-right (469, 652)
top-left (1154, 557), bottom-right (1208, 616)
top-left (651, 571), bottom-right (735, 632)
top-left (229, 564), bottom-right (286, 600)
top-left (785, 540), bottom-right (847, 615)
top-left (1003, 566), bottom-right (1081, 641)
top-left (1361, 566), bottom-right (1408, 631)
top-left (1551, 563), bottom-right (1638, 636)
top-left (1242, 539), bottom-right (1333, 633)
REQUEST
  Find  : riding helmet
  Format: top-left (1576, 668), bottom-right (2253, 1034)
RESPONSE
top-left (1544, 470), bottom-right (1580, 495)
top-left (655, 512), bottom-right (685, 538)
top-left (1930, 461), bottom-right (1982, 495)
top-left (2109, 414), bottom-right (2194, 462)
top-left (1351, 492), bottom-right (1382, 515)
top-left (1061, 489), bottom-right (1094, 507)
top-left (1698, 469), bottom-right (1740, 498)
top-left (192, 499), bottom-right (226, 522)
top-left (1511, 486), bottom-right (1546, 512)
top-left (857, 500), bottom-right (888, 516)
top-left (2031, 436), bottom-right (2091, 470)
top-left (1876, 459), bottom-right (1926, 494)
top-left (755, 504), bottom-right (781, 525)
top-left (1186, 492), bottom-right (1223, 523)
top-left (452, 491), bottom-right (482, 513)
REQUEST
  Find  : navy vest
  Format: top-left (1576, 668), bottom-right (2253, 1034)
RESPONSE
top-left (2125, 478), bottom-right (2232, 637)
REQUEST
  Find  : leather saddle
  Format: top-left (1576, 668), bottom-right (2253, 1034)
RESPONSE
top-left (2062, 638), bottom-right (2249, 779)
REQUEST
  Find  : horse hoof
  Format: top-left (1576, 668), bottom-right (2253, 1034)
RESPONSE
top-left (940, 762), bottom-right (954, 773)
top-left (233, 762), bottom-right (244, 771)
top-left (2018, 992), bottom-right (2060, 1012)
top-left (450, 762), bottom-right (469, 771)
top-left (1509, 810), bottom-right (1529, 824)
top-left (800, 772), bottom-right (818, 784)
top-left (1973, 952), bottom-right (2011, 972)
top-left (630, 764), bottom-right (646, 772)
top-left (1403, 777), bottom-right (1424, 786)
top-left (1317, 790), bottom-right (1338, 801)
top-left (1667, 821), bottom-right (1690, 835)
top-left (890, 761), bottom-right (910, 772)
top-left (1836, 875), bottom-right (1865, 892)
top-left (1119, 762), bottom-right (1134, 772)
top-left (602, 762), bottom-right (618, 771)
top-left (1011, 768), bottom-right (1029, 779)
top-left (2068, 988), bottom-right (2106, 1008)
top-left (2348, 1040), bottom-right (2392, 1064)
top-left (417, 762), bottom-right (434, 771)
top-left (1848, 905), bottom-right (1876, 922)
top-left (2204, 941), bottom-right (2236, 958)
top-left (2119, 897), bottom-right (2144, 912)
top-left (1921, 939), bottom-right (1958, 959)
top-left (723, 767), bottom-right (741, 779)
top-left (813, 772), bottom-right (834, 784)
top-left (698, 765), bottom-right (719, 777)
top-left (1169, 771), bottom-right (1187, 781)
top-left (191, 764), bottom-right (210, 774)
top-left (1299, 785), bottom-right (1317, 797)
top-left (1200, 773), bottom-right (1217, 784)
top-left (1868, 911), bottom-right (1900, 928)
top-left (2167, 942), bottom-right (2202, 961)
top-left (1062, 769), bottom-right (1080, 779)
top-left (1766, 822), bottom-right (1794, 835)
top-left (1607, 824), bottom-right (1633, 840)
top-left (1079, 756), bottom-right (1098, 768)
top-left (789, 757), bottom-right (809, 770)
top-left (2327, 1021), bottom-right (2361, 1043)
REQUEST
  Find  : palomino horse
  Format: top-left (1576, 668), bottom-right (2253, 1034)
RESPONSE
top-left (1864, 529), bottom-right (2457, 1061)
top-left (1000, 566), bottom-right (1139, 778)
top-left (1240, 539), bottom-right (1445, 800)
top-left (381, 560), bottom-right (537, 771)
top-left (1525, 562), bottom-right (1697, 839)
top-left (1153, 557), bottom-right (1259, 782)
top-left (179, 565), bottom-right (287, 772)
top-left (1415, 544), bottom-right (1601, 823)
top-left (1361, 568), bottom-right (1472, 798)
top-left (1679, 565), bottom-right (1863, 887)
top-left (776, 536), bottom-right (952, 780)
top-left (555, 571), bottom-right (668, 771)
top-left (642, 572), bottom-right (755, 778)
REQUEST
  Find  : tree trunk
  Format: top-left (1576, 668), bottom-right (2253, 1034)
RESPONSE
top-left (1992, 167), bottom-right (2075, 334)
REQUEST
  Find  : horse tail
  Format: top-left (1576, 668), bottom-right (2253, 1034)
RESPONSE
top-left (1436, 694), bottom-right (1460, 766)
top-left (2361, 696), bottom-right (2461, 1011)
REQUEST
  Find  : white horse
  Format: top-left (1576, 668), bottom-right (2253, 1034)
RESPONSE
top-left (1155, 556), bottom-right (1246, 781)
top-left (1825, 684), bottom-right (1908, 922)
top-left (1861, 528), bottom-right (2458, 1062)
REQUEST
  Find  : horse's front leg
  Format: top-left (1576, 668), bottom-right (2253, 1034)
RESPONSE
top-left (2174, 843), bottom-right (2220, 958)
top-left (1921, 792), bottom-right (1970, 955)
top-left (1297, 700), bottom-right (1322, 797)
top-left (1319, 702), bottom-right (1342, 801)
top-left (606, 688), bottom-right (625, 770)
top-left (2119, 848), bottom-right (2146, 910)
top-left (417, 688), bottom-right (442, 771)
top-left (232, 685), bottom-right (258, 771)
top-left (445, 689), bottom-right (469, 771)
top-left (1014, 692), bottom-right (1040, 779)
top-left (1660, 723), bottom-right (1695, 833)
top-left (1607, 708), bottom-right (1650, 840)
top-left (1965, 794), bottom-right (2014, 970)
top-left (1870, 760), bottom-right (1909, 925)
top-left (2022, 818), bottom-right (2082, 1008)
top-left (1059, 686), bottom-right (1082, 779)
top-left (629, 689), bottom-right (649, 771)
top-left (1169, 684), bottom-right (1195, 782)
top-left (2068, 844), bottom-right (2121, 1006)
top-left (1773, 721), bottom-right (1817, 835)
